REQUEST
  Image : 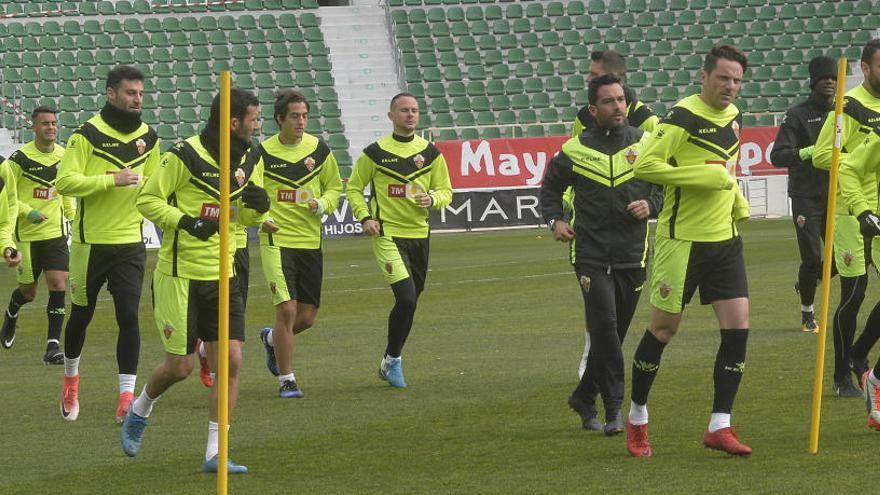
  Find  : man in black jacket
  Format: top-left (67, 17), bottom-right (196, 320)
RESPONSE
top-left (541, 75), bottom-right (663, 435)
top-left (770, 57), bottom-right (837, 335)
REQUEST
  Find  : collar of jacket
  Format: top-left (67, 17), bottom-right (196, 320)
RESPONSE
top-left (100, 102), bottom-right (143, 134)
top-left (199, 127), bottom-right (251, 167)
top-left (806, 92), bottom-right (833, 112)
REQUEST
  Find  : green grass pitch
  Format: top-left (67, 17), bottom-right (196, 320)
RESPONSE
top-left (0, 218), bottom-right (877, 493)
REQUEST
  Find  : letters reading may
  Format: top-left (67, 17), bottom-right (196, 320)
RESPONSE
top-left (459, 140), bottom-right (547, 186)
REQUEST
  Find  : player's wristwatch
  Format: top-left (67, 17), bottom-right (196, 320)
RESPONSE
top-left (548, 219), bottom-right (557, 232)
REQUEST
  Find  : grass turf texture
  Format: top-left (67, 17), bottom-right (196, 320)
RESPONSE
top-left (0, 218), bottom-right (875, 493)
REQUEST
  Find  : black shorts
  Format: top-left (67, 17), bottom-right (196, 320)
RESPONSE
top-left (392, 237), bottom-right (430, 294)
top-left (260, 245), bottom-right (323, 307)
top-left (152, 271), bottom-right (246, 356)
top-left (69, 242), bottom-right (146, 307)
top-left (650, 235), bottom-right (749, 313)
top-left (18, 236), bottom-right (69, 284)
top-left (683, 236), bottom-right (749, 306)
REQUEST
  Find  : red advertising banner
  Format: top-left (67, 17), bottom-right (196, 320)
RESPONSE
top-left (435, 126), bottom-right (784, 190)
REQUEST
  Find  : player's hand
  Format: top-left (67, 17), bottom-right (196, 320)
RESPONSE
top-left (626, 200), bottom-right (650, 220)
top-left (178, 215), bottom-right (219, 241)
top-left (4, 247), bottom-right (20, 267)
top-left (859, 211), bottom-right (880, 237)
top-left (114, 167), bottom-right (140, 187)
top-left (414, 193), bottom-right (433, 208)
top-left (261, 219), bottom-right (279, 233)
top-left (552, 220), bottom-right (575, 241)
top-left (362, 218), bottom-right (380, 236)
top-left (26, 210), bottom-right (48, 224)
top-left (241, 181), bottom-right (270, 214)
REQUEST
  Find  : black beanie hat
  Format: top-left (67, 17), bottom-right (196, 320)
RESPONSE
top-left (809, 56), bottom-right (837, 88)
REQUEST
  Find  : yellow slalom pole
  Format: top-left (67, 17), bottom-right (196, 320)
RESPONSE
top-left (217, 71), bottom-right (231, 492)
top-left (809, 58), bottom-right (848, 455)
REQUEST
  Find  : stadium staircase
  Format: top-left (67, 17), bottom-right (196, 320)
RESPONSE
top-left (319, 0), bottom-right (404, 161)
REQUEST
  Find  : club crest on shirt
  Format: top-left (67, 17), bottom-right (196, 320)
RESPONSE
top-left (731, 121), bottom-right (740, 140)
top-left (414, 154), bottom-right (425, 169)
top-left (796, 215), bottom-right (806, 228)
top-left (136, 138), bottom-right (146, 155)
top-left (658, 280), bottom-right (671, 298)
top-left (269, 282), bottom-right (277, 294)
top-left (304, 157), bottom-right (316, 171)
top-left (625, 148), bottom-right (638, 165)
top-left (843, 251), bottom-right (854, 266)
top-left (163, 323), bottom-right (174, 340)
top-left (234, 167), bottom-right (246, 186)
top-left (579, 275), bottom-right (591, 292)
top-left (385, 262), bottom-right (394, 274)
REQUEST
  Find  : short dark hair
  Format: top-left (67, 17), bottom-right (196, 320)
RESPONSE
top-left (390, 92), bottom-right (418, 110)
top-left (703, 44), bottom-right (748, 73)
top-left (207, 88), bottom-right (260, 131)
top-left (273, 90), bottom-right (310, 123)
top-left (590, 50), bottom-right (627, 77)
top-left (106, 65), bottom-right (144, 90)
top-left (862, 39), bottom-right (880, 65)
top-left (31, 106), bottom-right (57, 120)
top-left (588, 74), bottom-right (624, 105)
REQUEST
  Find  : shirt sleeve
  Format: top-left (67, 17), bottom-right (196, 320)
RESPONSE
top-left (136, 151), bottom-right (187, 230)
top-left (813, 106), bottom-right (860, 171)
top-left (428, 152), bottom-right (453, 210)
top-left (632, 123), bottom-right (736, 190)
top-left (317, 151), bottom-right (343, 215)
top-left (646, 182), bottom-right (664, 218)
top-left (839, 134), bottom-right (880, 218)
top-left (539, 151), bottom-right (574, 224)
top-left (55, 132), bottom-right (116, 196)
top-left (62, 194), bottom-right (77, 221)
top-left (0, 172), bottom-right (14, 252)
top-left (769, 112), bottom-right (804, 168)
top-left (347, 152), bottom-right (375, 222)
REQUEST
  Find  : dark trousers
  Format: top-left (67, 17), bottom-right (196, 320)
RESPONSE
top-left (572, 265), bottom-right (645, 413)
top-left (791, 196), bottom-right (833, 306)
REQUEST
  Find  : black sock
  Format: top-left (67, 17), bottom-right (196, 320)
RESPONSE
top-left (631, 330), bottom-right (667, 406)
top-left (63, 304), bottom-right (95, 360)
top-left (113, 292), bottom-right (141, 375)
top-left (385, 278), bottom-right (418, 358)
top-left (7, 288), bottom-right (31, 318)
top-left (46, 290), bottom-right (65, 343)
top-left (853, 300), bottom-right (880, 361)
top-left (712, 329), bottom-right (749, 414)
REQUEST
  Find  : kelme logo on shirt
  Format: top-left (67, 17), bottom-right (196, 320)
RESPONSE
top-left (388, 184), bottom-right (406, 198)
top-left (305, 157), bottom-right (316, 171)
top-left (136, 138), bottom-right (146, 155)
top-left (201, 203), bottom-right (220, 221)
